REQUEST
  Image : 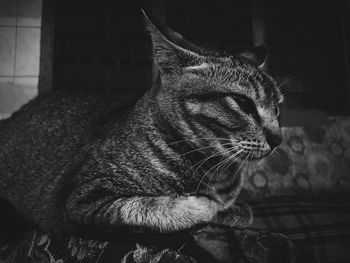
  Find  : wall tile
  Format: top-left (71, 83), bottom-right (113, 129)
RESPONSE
top-left (15, 27), bottom-right (40, 76)
top-left (18, 0), bottom-right (42, 27)
top-left (0, 0), bottom-right (18, 26)
top-left (0, 76), bottom-right (13, 83)
top-left (0, 27), bottom-right (16, 76)
top-left (0, 76), bottom-right (37, 119)
top-left (14, 76), bottom-right (38, 86)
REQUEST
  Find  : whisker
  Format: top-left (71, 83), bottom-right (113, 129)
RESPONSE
top-left (272, 148), bottom-right (285, 169)
top-left (169, 137), bottom-right (233, 146)
top-left (206, 151), bottom-right (233, 181)
top-left (211, 150), bottom-right (245, 192)
top-left (234, 150), bottom-right (251, 178)
top-left (209, 149), bottom-right (238, 183)
top-left (245, 152), bottom-right (254, 178)
top-left (187, 143), bottom-right (241, 179)
top-left (199, 156), bottom-right (228, 192)
top-left (178, 142), bottom-right (233, 157)
top-left (219, 150), bottom-right (240, 175)
top-left (195, 161), bottom-right (222, 193)
top-left (194, 146), bottom-right (241, 193)
top-left (187, 151), bottom-right (222, 182)
top-left (205, 148), bottom-right (243, 191)
top-left (277, 77), bottom-right (295, 89)
top-left (240, 151), bottom-right (253, 185)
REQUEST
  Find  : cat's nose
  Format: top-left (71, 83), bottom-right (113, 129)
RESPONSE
top-left (264, 128), bottom-right (282, 150)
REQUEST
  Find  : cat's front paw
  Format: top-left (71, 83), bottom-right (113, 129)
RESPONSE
top-left (175, 196), bottom-right (222, 224)
top-left (211, 202), bottom-right (253, 228)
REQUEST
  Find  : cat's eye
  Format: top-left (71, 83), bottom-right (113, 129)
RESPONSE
top-left (275, 106), bottom-right (280, 116)
top-left (232, 94), bottom-right (256, 114)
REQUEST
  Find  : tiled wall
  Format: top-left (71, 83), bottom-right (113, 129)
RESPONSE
top-left (0, 0), bottom-right (41, 119)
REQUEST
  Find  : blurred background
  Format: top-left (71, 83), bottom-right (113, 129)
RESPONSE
top-left (0, 0), bottom-right (349, 121)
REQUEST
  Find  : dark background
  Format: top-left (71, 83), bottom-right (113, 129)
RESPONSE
top-left (40, 0), bottom-right (350, 116)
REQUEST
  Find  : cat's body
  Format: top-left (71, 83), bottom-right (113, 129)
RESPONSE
top-left (0, 13), bottom-right (283, 239)
top-left (0, 89), bottom-right (244, 235)
top-left (0, 91), bottom-right (130, 233)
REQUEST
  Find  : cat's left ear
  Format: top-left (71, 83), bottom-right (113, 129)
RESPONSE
top-left (141, 10), bottom-right (205, 75)
top-left (238, 46), bottom-right (268, 70)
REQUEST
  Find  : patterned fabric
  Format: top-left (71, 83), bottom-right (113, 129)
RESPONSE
top-left (242, 117), bottom-right (350, 197)
top-left (0, 226), bottom-right (298, 263)
top-left (249, 194), bottom-right (350, 263)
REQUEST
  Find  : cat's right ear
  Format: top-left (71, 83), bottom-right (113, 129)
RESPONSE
top-left (141, 10), bottom-right (205, 74)
top-left (238, 45), bottom-right (268, 70)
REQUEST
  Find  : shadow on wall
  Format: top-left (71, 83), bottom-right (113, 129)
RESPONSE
top-left (0, 80), bottom-right (37, 119)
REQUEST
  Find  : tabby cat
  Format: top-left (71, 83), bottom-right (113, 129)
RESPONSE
top-left (0, 12), bottom-right (283, 239)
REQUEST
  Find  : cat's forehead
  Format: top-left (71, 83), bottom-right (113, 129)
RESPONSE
top-left (205, 58), bottom-right (283, 105)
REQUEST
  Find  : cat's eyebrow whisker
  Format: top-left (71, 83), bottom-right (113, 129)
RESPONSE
top-left (277, 76), bottom-right (301, 93)
top-left (279, 86), bottom-right (302, 97)
top-left (277, 78), bottom-right (293, 89)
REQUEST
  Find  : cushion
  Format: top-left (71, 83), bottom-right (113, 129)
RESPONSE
top-left (242, 117), bottom-right (350, 197)
top-left (249, 194), bottom-right (350, 263)
top-left (0, 226), bottom-right (297, 263)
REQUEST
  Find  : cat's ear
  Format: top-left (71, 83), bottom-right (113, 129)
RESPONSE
top-left (238, 45), bottom-right (268, 70)
top-left (145, 14), bottom-right (207, 56)
top-left (141, 10), bottom-right (205, 74)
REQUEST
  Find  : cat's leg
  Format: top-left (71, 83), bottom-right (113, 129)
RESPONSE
top-left (66, 185), bottom-right (221, 234)
top-left (212, 202), bottom-right (253, 228)
top-left (208, 173), bottom-right (253, 228)
top-left (209, 173), bottom-right (243, 209)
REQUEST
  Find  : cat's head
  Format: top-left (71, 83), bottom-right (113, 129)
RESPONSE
top-left (143, 11), bottom-right (283, 163)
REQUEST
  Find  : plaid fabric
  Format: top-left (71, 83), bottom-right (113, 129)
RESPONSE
top-left (248, 194), bottom-right (350, 263)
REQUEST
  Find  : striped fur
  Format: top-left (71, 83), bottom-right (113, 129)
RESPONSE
top-left (0, 14), bottom-right (283, 238)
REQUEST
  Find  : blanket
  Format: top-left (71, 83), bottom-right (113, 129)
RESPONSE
top-left (0, 225), bottom-right (298, 263)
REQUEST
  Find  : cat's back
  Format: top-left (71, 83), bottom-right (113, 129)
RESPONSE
top-left (0, 90), bottom-right (127, 154)
top-left (0, 90), bottom-right (133, 223)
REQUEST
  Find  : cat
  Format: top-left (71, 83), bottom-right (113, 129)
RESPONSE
top-left (0, 11), bottom-right (283, 240)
